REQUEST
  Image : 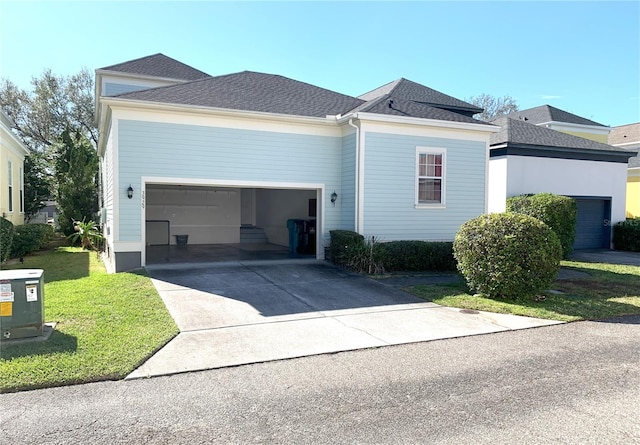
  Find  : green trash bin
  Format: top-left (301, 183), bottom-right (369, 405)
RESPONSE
top-left (0, 269), bottom-right (45, 341)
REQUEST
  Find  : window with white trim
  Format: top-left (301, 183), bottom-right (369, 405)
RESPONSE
top-left (416, 148), bottom-right (445, 207)
top-left (7, 160), bottom-right (13, 212)
top-left (19, 166), bottom-right (24, 213)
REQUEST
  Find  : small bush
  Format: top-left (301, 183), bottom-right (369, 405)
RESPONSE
top-left (0, 217), bottom-right (15, 262)
top-left (454, 213), bottom-right (563, 299)
top-left (345, 236), bottom-right (387, 274)
top-left (329, 230), bottom-right (365, 267)
top-left (379, 241), bottom-right (456, 272)
top-left (10, 223), bottom-right (56, 258)
top-left (613, 218), bottom-right (640, 252)
top-left (507, 193), bottom-right (577, 258)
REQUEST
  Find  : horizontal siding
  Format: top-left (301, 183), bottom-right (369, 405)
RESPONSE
top-left (104, 83), bottom-right (152, 96)
top-left (363, 132), bottom-right (486, 241)
top-left (340, 133), bottom-right (356, 231)
top-left (117, 120), bottom-right (343, 242)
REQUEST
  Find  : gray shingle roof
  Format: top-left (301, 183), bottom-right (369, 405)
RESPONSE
top-left (358, 78), bottom-right (483, 114)
top-left (609, 122), bottom-right (640, 146)
top-left (490, 117), bottom-right (629, 153)
top-left (503, 104), bottom-right (606, 127)
top-left (115, 71), bottom-right (365, 118)
top-left (630, 155), bottom-right (640, 168)
top-left (99, 53), bottom-right (211, 81)
top-left (349, 94), bottom-right (490, 125)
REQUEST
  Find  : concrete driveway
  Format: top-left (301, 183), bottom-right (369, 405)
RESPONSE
top-left (128, 260), bottom-right (561, 379)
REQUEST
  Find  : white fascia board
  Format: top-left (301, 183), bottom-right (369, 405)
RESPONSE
top-left (97, 104), bottom-right (112, 157)
top-left (142, 176), bottom-right (324, 190)
top-left (540, 121), bottom-right (611, 135)
top-left (0, 123), bottom-right (30, 157)
top-left (337, 112), bottom-right (500, 134)
top-left (95, 69), bottom-right (197, 85)
top-left (612, 141), bottom-right (640, 149)
top-left (102, 98), bottom-right (342, 137)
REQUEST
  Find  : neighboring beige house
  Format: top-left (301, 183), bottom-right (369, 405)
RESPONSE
top-left (1, 109), bottom-right (29, 225)
top-left (609, 123), bottom-right (640, 218)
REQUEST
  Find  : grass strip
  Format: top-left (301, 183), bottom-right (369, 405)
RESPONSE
top-left (406, 261), bottom-right (640, 322)
top-left (0, 248), bottom-right (178, 393)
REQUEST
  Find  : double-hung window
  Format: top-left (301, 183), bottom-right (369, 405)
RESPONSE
top-left (416, 148), bottom-right (446, 207)
top-left (19, 166), bottom-right (24, 213)
top-left (7, 160), bottom-right (13, 213)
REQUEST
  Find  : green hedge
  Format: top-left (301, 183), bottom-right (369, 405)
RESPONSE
top-left (329, 230), bottom-right (365, 268)
top-left (613, 218), bottom-right (640, 252)
top-left (454, 213), bottom-right (562, 299)
top-left (0, 218), bottom-right (15, 263)
top-left (10, 223), bottom-right (56, 258)
top-left (329, 231), bottom-right (456, 273)
top-left (379, 241), bottom-right (456, 272)
top-left (507, 193), bottom-right (577, 258)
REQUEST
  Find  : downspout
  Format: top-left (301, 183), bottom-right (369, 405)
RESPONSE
top-left (347, 117), bottom-right (361, 233)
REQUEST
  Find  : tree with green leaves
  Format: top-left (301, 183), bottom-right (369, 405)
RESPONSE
top-left (0, 68), bottom-right (96, 152)
top-left (1, 69), bottom-right (98, 231)
top-left (55, 130), bottom-right (99, 235)
top-left (467, 94), bottom-right (519, 122)
top-left (23, 151), bottom-right (53, 222)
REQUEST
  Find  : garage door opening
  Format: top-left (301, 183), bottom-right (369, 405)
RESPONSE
top-left (573, 197), bottom-right (612, 250)
top-left (144, 184), bottom-right (320, 265)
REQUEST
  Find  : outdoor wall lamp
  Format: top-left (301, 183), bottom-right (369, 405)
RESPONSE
top-left (127, 185), bottom-right (134, 199)
top-left (330, 191), bottom-right (338, 206)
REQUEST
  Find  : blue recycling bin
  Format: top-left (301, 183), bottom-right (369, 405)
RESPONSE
top-left (287, 219), bottom-right (302, 253)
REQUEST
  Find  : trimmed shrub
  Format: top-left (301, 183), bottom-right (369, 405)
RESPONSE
top-left (507, 193), bottom-right (577, 258)
top-left (344, 236), bottom-right (387, 274)
top-left (329, 230), bottom-right (365, 268)
top-left (10, 223), bottom-right (56, 258)
top-left (613, 218), bottom-right (640, 252)
top-left (0, 217), bottom-right (15, 263)
top-left (379, 241), bottom-right (456, 272)
top-left (454, 213), bottom-right (562, 299)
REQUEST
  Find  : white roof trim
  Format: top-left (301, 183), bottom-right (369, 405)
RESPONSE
top-left (539, 121), bottom-right (611, 134)
top-left (339, 112), bottom-right (500, 133)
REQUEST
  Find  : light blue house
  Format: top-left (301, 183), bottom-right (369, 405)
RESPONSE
top-left (96, 54), bottom-right (497, 272)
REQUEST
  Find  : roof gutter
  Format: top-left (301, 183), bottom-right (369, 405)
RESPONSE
top-left (337, 112), bottom-right (499, 133)
top-left (99, 96), bottom-right (340, 127)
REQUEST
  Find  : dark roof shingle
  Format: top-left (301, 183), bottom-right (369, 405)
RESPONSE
top-left (503, 105), bottom-right (606, 127)
top-left (491, 117), bottom-right (628, 153)
top-left (349, 94), bottom-right (490, 125)
top-left (116, 71), bottom-right (364, 118)
top-left (99, 53), bottom-right (211, 81)
top-left (609, 122), bottom-right (640, 146)
top-left (358, 78), bottom-right (482, 114)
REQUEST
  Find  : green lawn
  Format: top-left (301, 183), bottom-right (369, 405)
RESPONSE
top-left (0, 248), bottom-right (179, 393)
top-left (407, 261), bottom-right (640, 322)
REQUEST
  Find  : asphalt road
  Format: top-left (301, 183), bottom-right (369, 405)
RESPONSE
top-left (2, 316), bottom-right (639, 444)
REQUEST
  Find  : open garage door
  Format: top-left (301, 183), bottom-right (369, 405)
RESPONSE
top-left (573, 198), bottom-right (611, 250)
top-left (144, 184), bottom-right (319, 264)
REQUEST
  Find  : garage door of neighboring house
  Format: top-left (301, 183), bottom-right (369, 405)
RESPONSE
top-left (573, 198), bottom-right (611, 250)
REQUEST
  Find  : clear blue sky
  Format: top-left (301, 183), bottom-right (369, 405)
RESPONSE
top-left (1, 1), bottom-right (638, 126)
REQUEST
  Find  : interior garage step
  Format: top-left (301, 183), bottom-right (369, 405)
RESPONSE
top-left (240, 225), bottom-right (268, 243)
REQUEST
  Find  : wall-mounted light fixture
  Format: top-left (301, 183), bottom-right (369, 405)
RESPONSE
top-left (330, 191), bottom-right (338, 206)
top-left (127, 185), bottom-right (134, 199)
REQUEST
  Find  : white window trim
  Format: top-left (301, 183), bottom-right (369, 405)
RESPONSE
top-left (19, 166), bottom-right (24, 214)
top-left (7, 160), bottom-right (13, 213)
top-left (415, 147), bottom-right (446, 209)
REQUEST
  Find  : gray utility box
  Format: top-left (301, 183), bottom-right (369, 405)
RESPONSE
top-left (0, 269), bottom-right (45, 340)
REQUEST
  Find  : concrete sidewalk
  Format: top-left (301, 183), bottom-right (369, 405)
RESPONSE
top-left (127, 261), bottom-right (562, 379)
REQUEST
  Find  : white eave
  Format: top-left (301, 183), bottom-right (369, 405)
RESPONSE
top-left (0, 111), bottom-right (30, 157)
top-left (337, 111), bottom-right (500, 133)
top-left (540, 121), bottom-right (611, 134)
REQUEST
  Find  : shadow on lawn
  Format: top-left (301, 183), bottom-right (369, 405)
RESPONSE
top-left (408, 265), bottom-right (640, 321)
top-left (0, 330), bottom-right (78, 360)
